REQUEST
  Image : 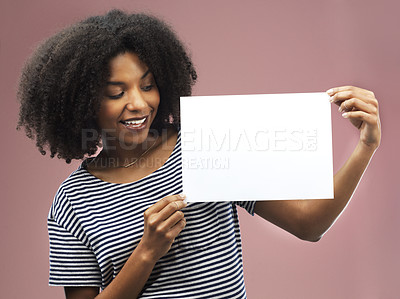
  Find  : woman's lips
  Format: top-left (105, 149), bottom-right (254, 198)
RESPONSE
top-left (120, 116), bottom-right (148, 130)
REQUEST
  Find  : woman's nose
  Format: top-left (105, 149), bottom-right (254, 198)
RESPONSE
top-left (125, 89), bottom-right (147, 111)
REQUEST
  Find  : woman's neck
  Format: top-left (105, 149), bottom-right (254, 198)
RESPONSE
top-left (85, 127), bottom-right (178, 184)
top-left (94, 127), bottom-right (176, 169)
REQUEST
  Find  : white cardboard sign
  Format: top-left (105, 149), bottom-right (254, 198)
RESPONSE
top-left (180, 92), bottom-right (333, 202)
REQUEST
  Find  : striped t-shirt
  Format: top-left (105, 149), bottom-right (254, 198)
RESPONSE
top-left (48, 133), bottom-right (255, 298)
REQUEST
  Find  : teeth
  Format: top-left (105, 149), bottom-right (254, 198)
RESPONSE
top-left (124, 118), bottom-right (146, 125)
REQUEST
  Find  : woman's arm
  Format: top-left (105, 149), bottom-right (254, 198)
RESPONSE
top-left (65, 195), bottom-right (187, 299)
top-left (254, 86), bottom-right (381, 241)
top-left (65, 287), bottom-right (99, 299)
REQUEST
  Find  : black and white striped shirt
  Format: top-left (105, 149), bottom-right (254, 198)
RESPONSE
top-left (48, 133), bottom-right (255, 298)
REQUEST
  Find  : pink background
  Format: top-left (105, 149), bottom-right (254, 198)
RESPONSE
top-left (1, 0), bottom-right (399, 298)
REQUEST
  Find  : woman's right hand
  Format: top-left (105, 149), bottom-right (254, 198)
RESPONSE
top-left (137, 194), bottom-right (187, 263)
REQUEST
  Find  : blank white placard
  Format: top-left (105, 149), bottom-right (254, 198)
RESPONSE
top-left (180, 92), bottom-right (333, 202)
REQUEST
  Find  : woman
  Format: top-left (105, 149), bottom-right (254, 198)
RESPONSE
top-left (17, 9), bottom-right (381, 299)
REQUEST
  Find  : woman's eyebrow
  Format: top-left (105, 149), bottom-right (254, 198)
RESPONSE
top-left (141, 69), bottom-right (151, 79)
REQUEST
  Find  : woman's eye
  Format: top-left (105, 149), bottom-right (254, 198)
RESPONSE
top-left (108, 91), bottom-right (124, 99)
top-left (142, 84), bottom-right (154, 92)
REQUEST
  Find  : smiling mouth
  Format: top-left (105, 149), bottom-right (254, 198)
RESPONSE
top-left (120, 116), bottom-right (148, 129)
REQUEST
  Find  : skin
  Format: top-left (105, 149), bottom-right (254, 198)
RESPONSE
top-left (66, 53), bottom-right (381, 298)
top-left (96, 51), bottom-right (160, 160)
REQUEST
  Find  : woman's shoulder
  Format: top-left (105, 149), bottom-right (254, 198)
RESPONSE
top-left (51, 163), bottom-right (98, 201)
top-left (49, 163), bottom-right (106, 219)
top-left (60, 162), bottom-right (96, 187)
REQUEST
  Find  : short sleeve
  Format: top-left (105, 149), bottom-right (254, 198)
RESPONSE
top-left (234, 201), bottom-right (256, 216)
top-left (48, 217), bottom-right (102, 287)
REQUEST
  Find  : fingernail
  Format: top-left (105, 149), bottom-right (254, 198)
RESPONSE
top-left (326, 89), bottom-right (335, 96)
top-left (338, 106), bottom-right (342, 112)
top-left (342, 112), bottom-right (349, 118)
top-left (179, 193), bottom-right (186, 199)
top-left (329, 96), bottom-right (335, 103)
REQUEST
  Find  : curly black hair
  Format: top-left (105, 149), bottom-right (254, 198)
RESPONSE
top-left (17, 9), bottom-right (197, 163)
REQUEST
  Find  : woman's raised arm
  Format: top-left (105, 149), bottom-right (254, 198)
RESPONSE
top-left (254, 86), bottom-right (381, 241)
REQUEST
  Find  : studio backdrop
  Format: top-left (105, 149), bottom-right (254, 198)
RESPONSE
top-left (1, 0), bottom-right (399, 298)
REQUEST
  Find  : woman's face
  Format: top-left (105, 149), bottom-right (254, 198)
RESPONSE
top-left (97, 52), bottom-right (160, 149)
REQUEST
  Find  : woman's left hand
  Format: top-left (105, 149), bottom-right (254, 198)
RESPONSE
top-left (327, 86), bottom-right (381, 149)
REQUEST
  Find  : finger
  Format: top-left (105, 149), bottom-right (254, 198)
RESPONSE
top-left (144, 197), bottom-right (186, 229)
top-left (338, 98), bottom-right (377, 114)
top-left (327, 86), bottom-right (374, 98)
top-left (157, 200), bottom-right (187, 222)
top-left (342, 110), bottom-right (378, 125)
top-left (145, 194), bottom-right (186, 215)
top-left (166, 218), bottom-right (186, 240)
top-left (330, 91), bottom-right (378, 108)
top-left (327, 86), bottom-right (376, 103)
top-left (158, 210), bottom-right (185, 232)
